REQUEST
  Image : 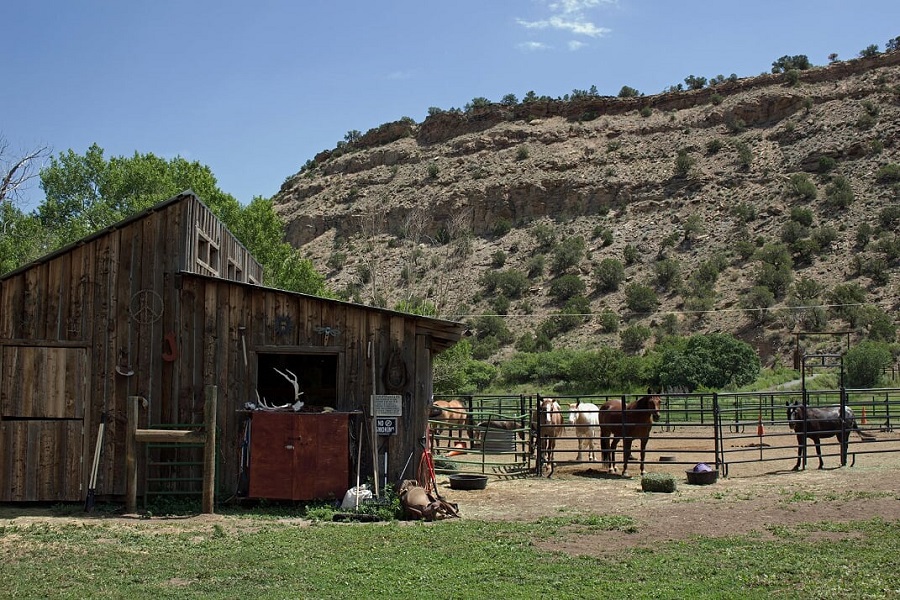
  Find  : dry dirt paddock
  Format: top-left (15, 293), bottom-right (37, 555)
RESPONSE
top-left (1, 429), bottom-right (897, 559)
top-left (433, 427), bottom-right (900, 556)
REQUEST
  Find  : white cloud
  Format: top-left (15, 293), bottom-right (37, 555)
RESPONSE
top-left (549, 0), bottom-right (617, 15)
top-left (568, 40), bottom-right (586, 51)
top-left (518, 41), bottom-right (551, 51)
top-left (517, 0), bottom-right (613, 40)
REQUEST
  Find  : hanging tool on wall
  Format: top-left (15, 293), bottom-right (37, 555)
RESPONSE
top-left (84, 412), bottom-right (108, 512)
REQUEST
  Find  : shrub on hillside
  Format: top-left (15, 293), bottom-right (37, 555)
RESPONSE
top-left (875, 163), bottom-right (900, 183)
top-left (549, 274), bottom-right (586, 303)
top-left (624, 283), bottom-right (659, 314)
top-left (620, 325), bottom-right (652, 355)
top-left (825, 175), bottom-right (854, 209)
top-left (788, 173), bottom-right (817, 200)
top-left (594, 258), bottom-right (625, 293)
top-left (551, 236), bottom-right (586, 274)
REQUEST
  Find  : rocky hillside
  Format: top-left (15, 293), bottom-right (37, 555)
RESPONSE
top-left (273, 53), bottom-right (900, 367)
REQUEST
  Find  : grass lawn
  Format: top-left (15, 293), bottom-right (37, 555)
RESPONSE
top-left (1, 514), bottom-right (897, 599)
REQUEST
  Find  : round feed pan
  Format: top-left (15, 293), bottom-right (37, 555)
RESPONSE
top-left (448, 474), bottom-right (488, 490)
top-left (685, 470), bottom-right (719, 485)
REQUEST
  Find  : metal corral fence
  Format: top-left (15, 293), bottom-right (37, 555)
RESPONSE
top-left (432, 388), bottom-right (900, 478)
top-left (430, 394), bottom-right (533, 478)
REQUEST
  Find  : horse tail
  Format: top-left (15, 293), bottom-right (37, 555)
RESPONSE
top-left (852, 419), bottom-right (877, 441)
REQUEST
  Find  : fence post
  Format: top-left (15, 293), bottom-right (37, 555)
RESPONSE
top-left (125, 396), bottom-right (140, 514)
top-left (202, 385), bottom-right (217, 514)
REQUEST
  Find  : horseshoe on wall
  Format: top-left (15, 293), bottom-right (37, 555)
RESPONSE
top-left (162, 332), bottom-right (178, 362)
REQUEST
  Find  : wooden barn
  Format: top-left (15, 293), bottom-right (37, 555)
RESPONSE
top-left (0, 191), bottom-right (466, 506)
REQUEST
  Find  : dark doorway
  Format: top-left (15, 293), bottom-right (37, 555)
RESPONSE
top-left (257, 353), bottom-right (338, 409)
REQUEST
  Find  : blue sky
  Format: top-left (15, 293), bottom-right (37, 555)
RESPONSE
top-left (4, 1), bottom-right (899, 210)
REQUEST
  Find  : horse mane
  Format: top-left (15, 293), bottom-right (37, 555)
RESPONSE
top-left (630, 394), bottom-right (660, 410)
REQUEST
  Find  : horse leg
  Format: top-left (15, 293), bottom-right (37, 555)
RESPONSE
top-left (587, 429), bottom-right (596, 462)
top-left (792, 435), bottom-right (804, 471)
top-left (621, 439), bottom-right (633, 477)
top-left (546, 440), bottom-right (555, 478)
top-left (638, 438), bottom-right (648, 476)
top-left (575, 432), bottom-right (584, 462)
top-left (814, 437), bottom-right (824, 469)
top-left (840, 432), bottom-right (850, 466)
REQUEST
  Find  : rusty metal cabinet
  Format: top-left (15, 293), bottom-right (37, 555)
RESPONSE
top-left (248, 412), bottom-right (349, 501)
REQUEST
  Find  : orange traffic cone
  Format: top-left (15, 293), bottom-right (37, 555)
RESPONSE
top-left (861, 407), bottom-right (867, 425)
top-left (757, 413), bottom-right (765, 437)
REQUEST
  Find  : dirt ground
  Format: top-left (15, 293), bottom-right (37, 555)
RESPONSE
top-left (432, 428), bottom-right (900, 556)
top-left (2, 429), bottom-right (898, 559)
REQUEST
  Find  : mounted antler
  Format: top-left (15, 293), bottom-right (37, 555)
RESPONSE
top-left (273, 367), bottom-right (305, 411)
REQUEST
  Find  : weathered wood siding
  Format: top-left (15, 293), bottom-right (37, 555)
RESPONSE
top-left (0, 192), bottom-right (463, 503)
top-left (176, 274), bottom-right (460, 493)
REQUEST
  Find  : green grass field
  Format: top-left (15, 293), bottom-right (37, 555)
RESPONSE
top-left (2, 515), bottom-right (897, 598)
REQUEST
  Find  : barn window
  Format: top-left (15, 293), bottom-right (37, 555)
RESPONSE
top-left (196, 230), bottom-right (220, 276)
top-left (227, 258), bottom-right (243, 282)
top-left (256, 352), bottom-right (339, 409)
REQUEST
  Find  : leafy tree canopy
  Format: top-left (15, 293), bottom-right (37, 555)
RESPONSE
top-left (654, 333), bottom-right (760, 391)
top-left (33, 144), bottom-right (326, 295)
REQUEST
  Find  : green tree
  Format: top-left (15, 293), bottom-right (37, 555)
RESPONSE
top-left (684, 75), bottom-right (707, 90)
top-left (859, 44), bottom-right (880, 58)
top-left (618, 86), bottom-right (641, 98)
top-left (844, 340), bottom-right (892, 388)
top-left (655, 333), bottom-right (760, 391)
top-left (432, 339), bottom-right (497, 393)
top-left (771, 55), bottom-right (811, 73)
top-left (38, 144), bottom-right (327, 295)
top-left (465, 97), bottom-right (492, 111)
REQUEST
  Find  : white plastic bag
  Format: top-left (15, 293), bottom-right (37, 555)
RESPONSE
top-left (340, 484), bottom-right (373, 510)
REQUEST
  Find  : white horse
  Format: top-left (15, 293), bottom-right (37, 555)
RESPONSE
top-left (568, 400), bottom-right (600, 461)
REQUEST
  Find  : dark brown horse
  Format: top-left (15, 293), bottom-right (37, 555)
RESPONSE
top-left (787, 401), bottom-right (874, 470)
top-left (598, 394), bottom-right (662, 477)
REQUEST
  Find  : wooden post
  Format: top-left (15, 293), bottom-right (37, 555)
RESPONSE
top-left (125, 388), bottom-right (216, 515)
top-left (202, 385), bottom-right (217, 514)
top-left (125, 395), bottom-right (140, 514)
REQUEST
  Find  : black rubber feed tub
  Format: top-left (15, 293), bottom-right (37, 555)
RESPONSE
top-left (685, 469), bottom-right (719, 485)
top-left (448, 474), bottom-right (488, 490)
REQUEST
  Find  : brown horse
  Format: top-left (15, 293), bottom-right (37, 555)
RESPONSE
top-left (430, 399), bottom-right (471, 448)
top-left (598, 394), bottom-right (662, 477)
top-left (534, 397), bottom-right (564, 477)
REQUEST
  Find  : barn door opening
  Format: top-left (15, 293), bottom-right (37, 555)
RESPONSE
top-left (256, 352), bottom-right (339, 410)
